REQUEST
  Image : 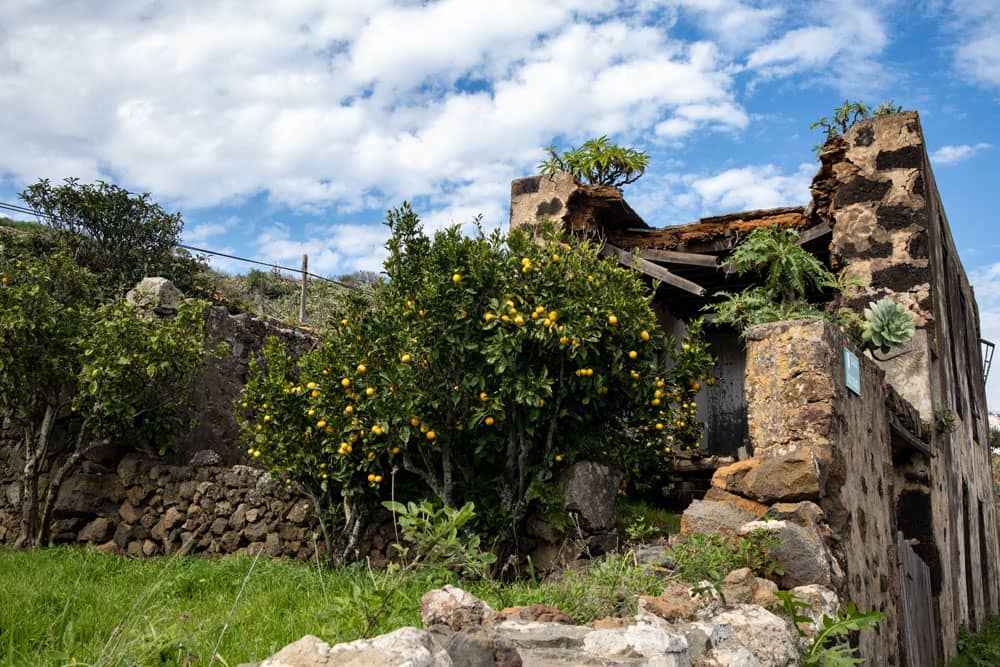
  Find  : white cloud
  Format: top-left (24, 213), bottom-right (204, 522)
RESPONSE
top-left (930, 143), bottom-right (992, 166)
top-left (744, 0), bottom-right (889, 92)
top-left (940, 0), bottom-right (1000, 88)
top-left (0, 1), bottom-right (749, 223)
top-left (688, 162), bottom-right (815, 213)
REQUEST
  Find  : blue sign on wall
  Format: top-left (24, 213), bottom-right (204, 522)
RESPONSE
top-left (844, 348), bottom-right (861, 396)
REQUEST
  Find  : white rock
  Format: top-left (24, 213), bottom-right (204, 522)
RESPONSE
top-left (583, 624), bottom-right (690, 664)
top-left (703, 605), bottom-right (799, 667)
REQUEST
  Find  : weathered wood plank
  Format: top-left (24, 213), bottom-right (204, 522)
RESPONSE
top-left (797, 222), bottom-right (832, 245)
top-left (898, 532), bottom-right (937, 667)
top-left (600, 243), bottom-right (707, 296)
top-left (638, 248), bottom-right (720, 268)
top-left (889, 411), bottom-right (931, 456)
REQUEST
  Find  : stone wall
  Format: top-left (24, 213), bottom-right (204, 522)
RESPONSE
top-left (743, 320), bottom-right (900, 665)
top-left (815, 112), bottom-right (1000, 656)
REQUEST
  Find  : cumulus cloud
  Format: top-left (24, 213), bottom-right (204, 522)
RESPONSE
top-left (744, 0), bottom-right (889, 92)
top-left (688, 162), bottom-right (815, 213)
top-left (930, 143), bottom-right (992, 166)
top-left (939, 0), bottom-right (1000, 88)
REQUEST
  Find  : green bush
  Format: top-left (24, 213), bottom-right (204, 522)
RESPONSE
top-left (19, 177), bottom-right (201, 295)
top-left (237, 205), bottom-right (715, 554)
top-left (0, 243), bottom-right (211, 547)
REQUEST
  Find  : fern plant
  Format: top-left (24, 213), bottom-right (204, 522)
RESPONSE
top-left (803, 603), bottom-right (886, 666)
top-left (727, 227), bottom-right (829, 303)
top-left (707, 227), bottom-right (834, 332)
top-left (539, 136), bottom-right (650, 188)
top-left (861, 298), bottom-right (915, 353)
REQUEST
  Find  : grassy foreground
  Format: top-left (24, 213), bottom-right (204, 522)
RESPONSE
top-left (0, 546), bottom-right (663, 666)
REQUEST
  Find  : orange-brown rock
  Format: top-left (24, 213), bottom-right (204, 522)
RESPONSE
top-left (711, 459), bottom-right (759, 493)
top-left (493, 604), bottom-right (573, 625)
top-left (703, 487), bottom-right (769, 518)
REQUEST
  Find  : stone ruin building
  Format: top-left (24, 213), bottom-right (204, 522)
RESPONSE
top-left (1, 110), bottom-right (995, 665)
top-left (510, 111), bottom-right (998, 665)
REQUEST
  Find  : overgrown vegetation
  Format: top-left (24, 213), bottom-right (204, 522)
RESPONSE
top-left (665, 529), bottom-right (782, 584)
top-left (951, 616), bottom-right (1000, 666)
top-left (539, 135), bottom-right (650, 187)
top-left (238, 207), bottom-right (715, 557)
top-left (0, 243), bottom-right (213, 548)
top-left (811, 99), bottom-right (903, 155)
top-left (776, 590), bottom-right (887, 666)
top-left (0, 545), bottom-right (665, 666)
top-left (706, 225), bottom-right (915, 354)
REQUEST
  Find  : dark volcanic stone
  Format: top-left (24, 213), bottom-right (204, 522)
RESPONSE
top-left (854, 125), bottom-right (874, 147)
top-left (871, 263), bottom-right (929, 291)
top-left (834, 177), bottom-right (891, 207)
top-left (876, 145), bottom-right (923, 170)
top-left (511, 176), bottom-right (541, 196)
top-left (876, 204), bottom-right (927, 231)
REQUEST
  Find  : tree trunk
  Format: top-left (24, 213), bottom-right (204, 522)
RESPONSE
top-left (36, 427), bottom-right (98, 547)
top-left (14, 456), bottom-right (38, 549)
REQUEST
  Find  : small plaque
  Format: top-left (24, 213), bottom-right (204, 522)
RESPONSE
top-left (844, 348), bottom-right (861, 396)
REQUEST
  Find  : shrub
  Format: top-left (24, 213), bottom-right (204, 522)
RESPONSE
top-left (0, 242), bottom-right (211, 547)
top-left (19, 177), bottom-right (200, 295)
top-left (538, 136), bottom-right (650, 187)
top-left (237, 205), bottom-right (714, 555)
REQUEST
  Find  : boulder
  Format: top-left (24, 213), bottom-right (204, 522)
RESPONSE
top-left (764, 501), bottom-right (825, 527)
top-left (787, 584), bottom-right (839, 637)
top-left (126, 277), bottom-right (184, 316)
top-left (680, 499), bottom-right (758, 537)
top-left (260, 629), bottom-right (451, 667)
top-left (739, 520), bottom-right (840, 589)
top-left (492, 604), bottom-right (573, 625)
top-left (421, 586), bottom-right (495, 631)
top-left (443, 626), bottom-right (522, 667)
top-left (582, 623), bottom-right (690, 664)
top-left (720, 568), bottom-right (778, 610)
top-left (77, 517), bottom-right (112, 543)
top-left (711, 459), bottom-right (759, 494)
top-left (740, 454), bottom-right (820, 503)
top-left (189, 449), bottom-right (223, 467)
top-left (703, 605), bottom-right (799, 667)
top-left (702, 488), bottom-right (769, 518)
top-left (560, 461), bottom-right (622, 533)
top-left (638, 581), bottom-right (714, 623)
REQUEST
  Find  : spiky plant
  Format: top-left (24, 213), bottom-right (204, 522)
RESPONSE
top-left (861, 299), bottom-right (915, 353)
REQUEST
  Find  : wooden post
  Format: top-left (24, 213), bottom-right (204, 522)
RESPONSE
top-left (299, 254), bottom-right (308, 323)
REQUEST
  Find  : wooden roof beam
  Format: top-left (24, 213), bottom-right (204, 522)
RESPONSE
top-left (600, 243), bottom-right (707, 297)
top-left (637, 248), bottom-right (720, 268)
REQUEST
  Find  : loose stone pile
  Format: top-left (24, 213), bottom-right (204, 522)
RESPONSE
top-left (251, 578), bottom-right (839, 666)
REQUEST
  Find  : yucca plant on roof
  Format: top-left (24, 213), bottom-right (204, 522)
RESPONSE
top-left (861, 298), bottom-right (915, 353)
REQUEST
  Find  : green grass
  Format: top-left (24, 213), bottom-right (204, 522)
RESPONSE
top-left (0, 546), bottom-right (665, 666)
top-left (617, 500), bottom-right (682, 541)
top-left (0, 216), bottom-right (45, 233)
top-left (949, 616), bottom-right (1000, 666)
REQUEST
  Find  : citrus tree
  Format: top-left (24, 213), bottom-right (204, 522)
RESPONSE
top-left (239, 204), bottom-right (713, 556)
top-left (0, 243), bottom-right (210, 547)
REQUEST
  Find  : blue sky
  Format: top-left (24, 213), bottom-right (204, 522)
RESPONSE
top-left (1, 1), bottom-right (999, 406)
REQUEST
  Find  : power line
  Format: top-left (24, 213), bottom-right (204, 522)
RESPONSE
top-left (0, 200), bottom-right (358, 289)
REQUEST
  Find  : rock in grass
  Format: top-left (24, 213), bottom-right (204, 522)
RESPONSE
top-left (420, 585), bottom-right (494, 631)
top-left (259, 628), bottom-right (451, 667)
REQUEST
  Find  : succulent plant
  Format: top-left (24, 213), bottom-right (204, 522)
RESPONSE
top-left (861, 298), bottom-right (915, 353)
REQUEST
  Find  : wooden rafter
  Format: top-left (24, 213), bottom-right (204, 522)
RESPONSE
top-left (599, 243), bottom-right (707, 297)
top-left (637, 248), bottom-right (719, 268)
